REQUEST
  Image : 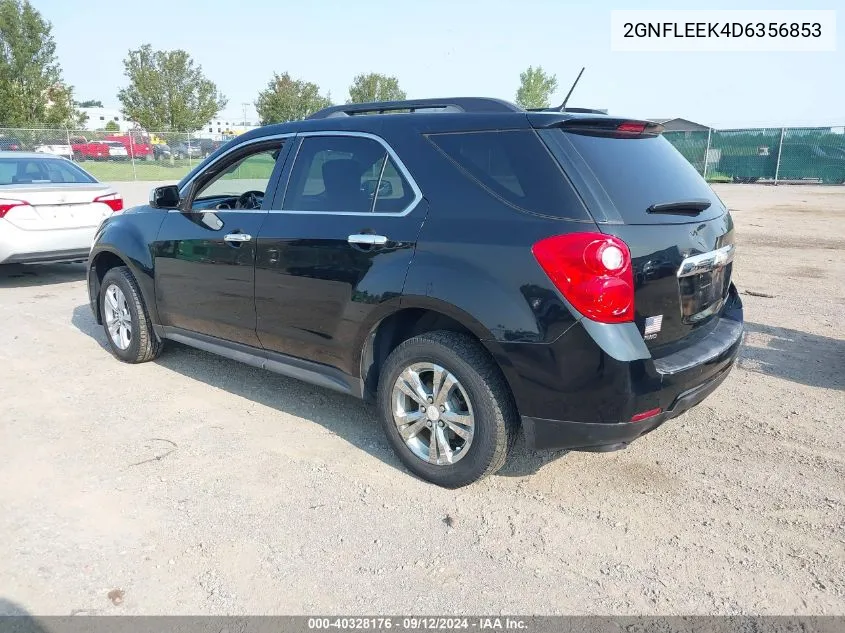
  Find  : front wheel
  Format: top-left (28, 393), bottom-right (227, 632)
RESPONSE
top-left (377, 331), bottom-right (518, 488)
top-left (100, 266), bottom-right (162, 363)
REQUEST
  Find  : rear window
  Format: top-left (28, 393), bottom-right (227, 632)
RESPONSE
top-left (426, 130), bottom-right (588, 220)
top-left (544, 130), bottom-right (723, 224)
top-left (0, 158), bottom-right (96, 185)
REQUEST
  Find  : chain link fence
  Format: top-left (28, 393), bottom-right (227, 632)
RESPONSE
top-left (0, 127), bottom-right (235, 182)
top-left (1, 125), bottom-right (844, 185)
top-left (664, 125), bottom-right (845, 184)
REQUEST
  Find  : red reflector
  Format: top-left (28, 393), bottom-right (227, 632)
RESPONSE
top-left (532, 232), bottom-right (634, 323)
top-left (94, 193), bottom-right (124, 212)
top-left (631, 407), bottom-right (662, 423)
top-left (617, 122), bottom-right (647, 134)
top-left (0, 198), bottom-right (30, 219)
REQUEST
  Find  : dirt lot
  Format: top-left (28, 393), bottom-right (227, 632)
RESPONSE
top-left (0, 184), bottom-right (842, 616)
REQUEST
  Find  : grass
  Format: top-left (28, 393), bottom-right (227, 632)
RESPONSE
top-left (77, 159), bottom-right (194, 182)
top-left (77, 152), bottom-right (277, 183)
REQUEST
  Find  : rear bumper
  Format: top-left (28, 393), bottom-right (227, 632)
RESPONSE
top-left (507, 286), bottom-right (744, 451)
top-left (523, 355), bottom-right (735, 450)
top-left (0, 221), bottom-right (96, 264)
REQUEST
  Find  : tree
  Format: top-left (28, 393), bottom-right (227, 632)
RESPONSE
top-left (0, 0), bottom-right (83, 126)
top-left (104, 120), bottom-right (119, 132)
top-left (515, 66), bottom-right (558, 110)
top-left (77, 99), bottom-right (103, 108)
top-left (254, 72), bottom-right (331, 124)
top-left (117, 44), bottom-right (226, 132)
top-left (347, 72), bottom-right (406, 104)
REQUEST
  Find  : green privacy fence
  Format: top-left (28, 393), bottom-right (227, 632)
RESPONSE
top-left (664, 126), bottom-right (845, 184)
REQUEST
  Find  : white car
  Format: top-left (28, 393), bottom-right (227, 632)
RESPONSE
top-left (0, 152), bottom-right (123, 264)
top-left (33, 141), bottom-right (74, 160)
top-left (103, 140), bottom-right (129, 159)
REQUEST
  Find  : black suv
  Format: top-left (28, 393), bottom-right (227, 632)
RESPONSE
top-left (87, 98), bottom-right (744, 488)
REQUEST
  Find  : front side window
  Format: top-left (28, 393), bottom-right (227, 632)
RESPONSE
top-left (282, 135), bottom-right (414, 213)
top-left (191, 143), bottom-right (282, 209)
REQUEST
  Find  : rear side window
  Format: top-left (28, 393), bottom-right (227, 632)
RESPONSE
top-left (545, 131), bottom-right (723, 224)
top-left (283, 135), bottom-right (415, 214)
top-left (426, 130), bottom-right (587, 219)
top-left (0, 158), bottom-right (96, 185)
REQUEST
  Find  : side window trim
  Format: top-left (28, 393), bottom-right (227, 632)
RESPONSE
top-left (269, 130), bottom-right (423, 217)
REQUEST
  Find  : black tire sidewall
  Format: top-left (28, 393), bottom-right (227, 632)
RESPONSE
top-left (377, 338), bottom-right (504, 487)
top-left (100, 270), bottom-right (143, 362)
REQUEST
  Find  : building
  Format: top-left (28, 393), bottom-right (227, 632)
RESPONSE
top-left (80, 107), bottom-right (136, 132)
top-left (648, 118), bottom-right (711, 132)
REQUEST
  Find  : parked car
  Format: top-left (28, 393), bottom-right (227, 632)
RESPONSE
top-left (0, 152), bottom-right (122, 265)
top-left (194, 138), bottom-right (224, 157)
top-left (86, 97), bottom-right (743, 488)
top-left (70, 136), bottom-right (110, 161)
top-left (102, 140), bottom-right (129, 160)
top-left (153, 143), bottom-right (172, 160)
top-left (171, 141), bottom-right (203, 160)
top-left (104, 133), bottom-right (154, 160)
top-left (0, 137), bottom-right (24, 151)
top-left (34, 140), bottom-right (73, 160)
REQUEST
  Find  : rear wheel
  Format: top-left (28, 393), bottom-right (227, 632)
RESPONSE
top-left (377, 331), bottom-right (518, 488)
top-left (100, 266), bottom-right (162, 363)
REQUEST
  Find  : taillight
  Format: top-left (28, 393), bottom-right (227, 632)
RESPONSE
top-left (0, 198), bottom-right (30, 219)
top-left (94, 193), bottom-right (123, 212)
top-left (532, 232), bottom-right (634, 323)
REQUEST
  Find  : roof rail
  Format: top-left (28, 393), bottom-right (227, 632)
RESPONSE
top-left (307, 97), bottom-right (523, 119)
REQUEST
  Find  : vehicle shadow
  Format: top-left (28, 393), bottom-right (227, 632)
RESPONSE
top-left (739, 321), bottom-right (845, 391)
top-left (0, 598), bottom-right (51, 631)
top-left (70, 304), bottom-right (557, 481)
top-left (0, 263), bottom-right (86, 289)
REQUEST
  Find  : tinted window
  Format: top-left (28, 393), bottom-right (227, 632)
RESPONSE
top-left (427, 130), bottom-right (587, 219)
top-left (547, 130), bottom-right (723, 224)
top-left (0, 158), bottom-right (96, 185)
top-left (283, 135), bottom-right (414, 213)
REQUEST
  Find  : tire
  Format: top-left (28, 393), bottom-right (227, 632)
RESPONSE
top-left (99, 266), bottom-right (162, 363)
top-left (377, 331), bottom-right (518, 488)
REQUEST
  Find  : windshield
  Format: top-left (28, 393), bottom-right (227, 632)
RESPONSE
top-left (0, 157), bottom-right (97, 185)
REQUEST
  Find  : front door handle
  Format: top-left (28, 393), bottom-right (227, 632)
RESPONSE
top-left (348, 234), bottom-right (388, 246)
top-left (224, 233), bottom-right (252, 243)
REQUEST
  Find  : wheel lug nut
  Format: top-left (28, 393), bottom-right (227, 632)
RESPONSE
top-left (438, 421), bottom-right (445, 428)
top-left (427, 397), bottom-right (433, 403)
top-left (440, 405), bottom-right (445, 412)
top-left (426, 421), bottom-right (432, 427)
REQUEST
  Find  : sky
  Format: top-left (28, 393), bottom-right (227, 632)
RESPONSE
top-left (33, 0), bottom-right (843, 129)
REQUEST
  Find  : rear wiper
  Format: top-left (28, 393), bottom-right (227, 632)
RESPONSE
top-left (647, 199), bottom-right (712, 215)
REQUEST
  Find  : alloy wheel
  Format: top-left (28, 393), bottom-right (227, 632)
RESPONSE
top-left (391, 362), bottom-right (475, 465)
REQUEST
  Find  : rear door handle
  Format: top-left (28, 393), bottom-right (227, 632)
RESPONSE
top-left (224, 233), bottom-right (252, 243)
top-left (348, 234), bottom-right (388, 246)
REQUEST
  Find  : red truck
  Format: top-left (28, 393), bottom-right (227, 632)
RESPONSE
top-left (104, 132), bottom-right (154, 160)
top-left (70, 136), bottom-right (110, 161)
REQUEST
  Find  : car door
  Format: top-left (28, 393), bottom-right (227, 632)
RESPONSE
top-left (254, 132), bottom-right (426, 376)
top-left (152, 136), bottom-right (291, 347)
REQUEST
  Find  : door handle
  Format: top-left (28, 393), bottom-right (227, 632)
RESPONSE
top-left (348, 234), bottom-right (388, 246)
top-left (224, 233), bottom-right (252, 243)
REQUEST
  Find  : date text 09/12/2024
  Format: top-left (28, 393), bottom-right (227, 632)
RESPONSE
top-left (307, 617), bottom-right (528, 630)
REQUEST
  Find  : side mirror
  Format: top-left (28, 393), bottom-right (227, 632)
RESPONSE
top-left (150, 185), bottom-right (181, 209)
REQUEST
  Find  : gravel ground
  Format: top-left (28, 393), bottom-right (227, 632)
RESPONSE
top-left (0, 184), bottom-right (842, 616)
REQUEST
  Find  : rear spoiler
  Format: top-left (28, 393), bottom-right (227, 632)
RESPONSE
top-left (529, 115), bottom-right (664, 137)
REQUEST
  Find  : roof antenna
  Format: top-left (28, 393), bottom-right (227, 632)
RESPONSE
top-left (557, 67), bottom-right (585, 112)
